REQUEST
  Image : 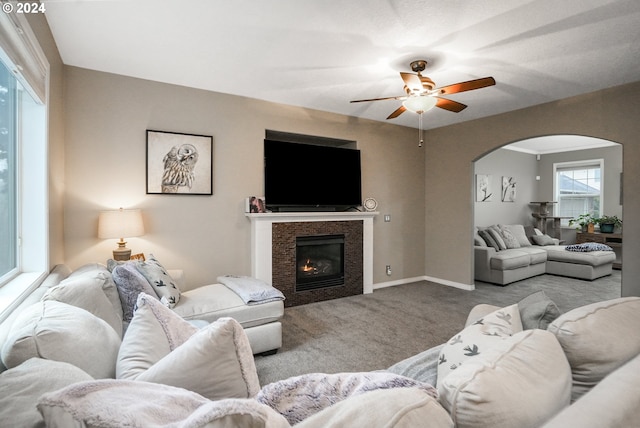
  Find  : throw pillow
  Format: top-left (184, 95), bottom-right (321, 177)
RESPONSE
top-left (386, 343), bottom-right (444, 387)
top-left (438, 329), bottom-right (572, 428)
top-left (66, 263), bottom-right (124, 324)
top-left (1, 301), bottom-right (120, 379)
top-left (531, 233), bottom-right (556, 246)
top-left (565, 242), bottom-right (613, 252)
top-left (473, 228), bottom-right (487, 247)
top-left (517, 290), bottom-right (562, 330)
top-left (135, 254), bottom-right (181, 308)
top-left (478, 229), bottom-right (500, 250)
top-left (487, 226), bottom-right (507, 250)
top-left (0, 358), bottom-right (93, 428)
top-left (436, 304), bottom-right (522, 388)
top-left (256, 372), bottom-right (438, 425)
top-left (42, 271), bottom-right (123, 338)
top-left (547, 297), bottom-right (640, 402)
top-left (503, 224), bottom-right (532, 247)
top-left (112, 262), bottom-right (158, 327)
top-left (37, 379), bottom-right (290, 428)
top-left (296, 387), bottom-right (453, 428)
top-left (117, 293), bottom-right (260, 400)
top-left (498, 225), bottom-right (521, 249)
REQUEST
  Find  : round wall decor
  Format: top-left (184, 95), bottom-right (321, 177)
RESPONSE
top-left (363, 197), bottom-right (378, 211)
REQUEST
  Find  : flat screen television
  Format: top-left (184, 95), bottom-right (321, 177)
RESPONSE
top-left (264, 140), bottom-right (362, 211)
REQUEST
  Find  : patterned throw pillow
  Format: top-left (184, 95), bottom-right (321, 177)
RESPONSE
top-left (565, 242), bottom-right (613, 252)
top-left (112, 262), bottom-right (158, 327)
top-left (436, 304), bottom-right (523, 388)
top-left (499, 226), bottom-right (521, 249)
top-left (135, 254), bottom-right (181, 308)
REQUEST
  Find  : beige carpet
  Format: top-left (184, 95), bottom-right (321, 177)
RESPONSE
top-left (254, 271), bottom-right (621, 386)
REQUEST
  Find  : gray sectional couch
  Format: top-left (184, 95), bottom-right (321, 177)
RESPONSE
top-left (474, 224), bottom-right (615, 285)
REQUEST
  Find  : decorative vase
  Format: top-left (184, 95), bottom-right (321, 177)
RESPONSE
top-left (600, 223), bottom-right (615, 233)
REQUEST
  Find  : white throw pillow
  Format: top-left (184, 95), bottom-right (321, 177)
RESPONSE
top-left (42, 271), bottom-right (123, 337)
top-left (37, 379), bottom-right (290, 428)
top-left (1, 301), bottom-right (121, 379)
top-left (438, 329), bottom-right (571, 428)
top-left (296, 387), bottom-right (454, 428)
top-left (135, 254), bottom-right (181, 308)
top-left (0, 358), bottom-right (93, 428)
top-left (547, 297), bottom-right (640, 401)
top-left (436, 304), bottom-right (522, 387)
top-left (117, 293), bottom-right (260, 400)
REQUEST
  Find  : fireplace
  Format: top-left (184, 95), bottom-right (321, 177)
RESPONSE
top-left (296, 234), bottom-right (345, 292)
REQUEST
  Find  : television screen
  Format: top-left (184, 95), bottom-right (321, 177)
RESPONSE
top-left (264, 140), bottom-right (362, 210)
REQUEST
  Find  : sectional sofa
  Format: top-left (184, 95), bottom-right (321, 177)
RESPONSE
top-left (0, 261), bottom-right (638, 427)
top-left (474, 224), bottom-right (616, 285)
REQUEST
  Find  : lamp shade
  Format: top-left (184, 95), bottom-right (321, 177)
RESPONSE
top-left (98, 208), bottom-right (145, 239)
top-left (402, 96), bottom-right (437, 113)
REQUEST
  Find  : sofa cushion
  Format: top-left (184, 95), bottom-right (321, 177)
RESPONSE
top-left (437, 304), bottom-right (522, 387)
top-left (502, 224), bottom-right (532, 247)
top-left (517, 290), bottom-right (562, 330)
top-left (1, 301), bottom-right (120, 379)
top-left (0, 358), bottom-right (93, 428)
top-left (490, 251), bottom-right (530, 270)
top-left (438, 329), bottom-right (572, 428)
top-left (514, 246), bottom-right (548, 265)
top-left (544, 245), bottom-right (616, 266)
top-left (487, 226), bottom-right (507, 250)
top-left (478, 229), bottom-right (501, 251)
top-left (547, 297), bottom-right (640, 401)
top-left (257, 372), bottom-right (438, 425)
top-left (67, 263), bottom-right (124, 323)
top-left (530, 233), bottom-right (556, 246)
top-left (296, 387), bottom-right (454, 428)
top-left (135, 254), bottom-right (181, 308)
top-left (111, 262), bottom-right (158, 327)
top-left (42, 270), bottom-right (123, 338)
top-left (117, 293), bottom-right (260, 400)
top-left (37, 379), bottom-right (290, 428)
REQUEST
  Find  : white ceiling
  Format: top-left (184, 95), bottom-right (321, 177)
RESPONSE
top-left (43, 0), bottom-right (640, 141)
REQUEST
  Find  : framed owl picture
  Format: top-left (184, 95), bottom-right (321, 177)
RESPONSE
top-left (146, 130), bottom-right (213, 195)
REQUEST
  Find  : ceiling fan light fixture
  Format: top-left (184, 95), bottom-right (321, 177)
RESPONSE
top-left (402, 96), bottom-right (437, 114)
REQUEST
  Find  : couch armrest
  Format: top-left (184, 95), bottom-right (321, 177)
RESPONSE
top-left (474, 246), bottom-right (496, 269)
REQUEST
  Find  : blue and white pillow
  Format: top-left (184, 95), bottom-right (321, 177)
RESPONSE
top-left (565, 242), bottom-right (613, 252)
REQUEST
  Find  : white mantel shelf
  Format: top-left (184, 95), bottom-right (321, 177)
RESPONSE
top-left (245, 211), bottom-right (378, 294)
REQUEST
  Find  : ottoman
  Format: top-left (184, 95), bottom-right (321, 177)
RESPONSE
top-left (543, 246), bottom-right (615, 280)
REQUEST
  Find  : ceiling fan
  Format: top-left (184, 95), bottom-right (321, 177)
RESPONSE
top-left (350, 60), bottom-right (496, 120)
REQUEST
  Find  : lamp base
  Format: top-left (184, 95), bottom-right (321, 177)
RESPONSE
top-left (113, 247), bottom-right (132, 261)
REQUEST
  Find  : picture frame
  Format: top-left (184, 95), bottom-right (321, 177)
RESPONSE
top-left (502, 176), bottom-right (516, 202)
top-left (146, 130), bottom-right (213, 195)
top-left (476, 174), bottom-right (493, 202)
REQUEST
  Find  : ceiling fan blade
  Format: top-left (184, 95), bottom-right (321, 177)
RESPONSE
top-left (400, 72), bottom-right (423, 93)
top-left (436, 77), bottom-right (496, 95)
top-left (435, 97), bottom-right (467, 113)
top-left (386, 105), bottom-right (406, 119)
top-left (350, 95), bottom-right (406, 103)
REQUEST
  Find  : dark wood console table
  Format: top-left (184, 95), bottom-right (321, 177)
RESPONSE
top-left (576, 231), bottom-right (622, 269)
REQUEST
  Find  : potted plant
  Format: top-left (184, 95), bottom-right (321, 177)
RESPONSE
top-left (568, 213), bottom-right (596, 232)
top-left (596, 215), bottom-right (622, 233)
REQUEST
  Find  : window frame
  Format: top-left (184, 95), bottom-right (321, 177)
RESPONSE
top-left (553, 159), bottom-right (604, 227)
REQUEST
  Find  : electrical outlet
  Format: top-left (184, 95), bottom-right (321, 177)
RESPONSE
top-left (386, 265), bottom-right (392, 276)
top-left (384, 214), bottom-right (391, 222)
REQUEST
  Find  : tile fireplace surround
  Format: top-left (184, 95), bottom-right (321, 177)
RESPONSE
top-left (245, 212), bottom-right (377, 306)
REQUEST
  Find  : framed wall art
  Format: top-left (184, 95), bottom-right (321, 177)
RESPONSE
top-left (146, 130), bottom-right (213, 195)
top-left (502, 176), bottom-right (516, 202)
top-left (476, 174), bottom-right (493, 202)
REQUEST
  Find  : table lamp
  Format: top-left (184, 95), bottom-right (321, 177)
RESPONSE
top-left (98, 208), bottom-right (145, 260)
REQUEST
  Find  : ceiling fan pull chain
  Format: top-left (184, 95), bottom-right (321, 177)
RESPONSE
top-left (418, 112), bottom-right (424, 147)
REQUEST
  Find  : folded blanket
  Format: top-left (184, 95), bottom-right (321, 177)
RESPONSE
top-left (218, 275), bottom-right (285, 305)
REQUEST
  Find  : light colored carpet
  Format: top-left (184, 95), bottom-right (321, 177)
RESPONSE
top-left (255, 271), bottom-right (621, 386)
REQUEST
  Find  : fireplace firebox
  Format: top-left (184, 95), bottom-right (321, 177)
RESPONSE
top-left (296, 234), bottom-right (345, 292)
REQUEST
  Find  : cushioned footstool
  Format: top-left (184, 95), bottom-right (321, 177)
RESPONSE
top-left (543, 246), bottom-right (615, 280)
top-left (169, 271), bottom-right (284, 355)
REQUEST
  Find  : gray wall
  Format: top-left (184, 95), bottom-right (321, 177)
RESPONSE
top-left (474, 149), bottom-right (537, 227)
top-left (424, 82), bottom-right (640, 297)
top-left (62, 67), bottom-right (426, 287)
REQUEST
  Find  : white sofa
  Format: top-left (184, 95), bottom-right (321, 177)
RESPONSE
top-left (475, 224), bottom-right (616, 285)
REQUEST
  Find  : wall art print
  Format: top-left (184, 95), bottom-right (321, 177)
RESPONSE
top-left (146, 130), bottom-right (213, 195)
top-left (502, 176), bottom-right (516, 202)
top-left (476, 174), bottom-right (493, 202)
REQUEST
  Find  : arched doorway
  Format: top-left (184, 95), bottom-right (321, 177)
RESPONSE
top-left (472, 134), bottom-right (622, 302)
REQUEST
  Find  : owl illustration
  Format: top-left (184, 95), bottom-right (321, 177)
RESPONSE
top-left (161, 144), bottom-right (199, 193)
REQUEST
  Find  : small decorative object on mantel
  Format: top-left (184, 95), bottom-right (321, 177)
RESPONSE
top-left (246, 196), bottom-right (266, 213)
top-left (363, 197), bottom-right (378, 212)
top-left (146, 130), bottom-right (213, 195)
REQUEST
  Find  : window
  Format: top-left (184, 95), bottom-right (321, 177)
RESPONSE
top-left (0, 58), bottom-right (17, 281)
top-left (554, 160), bottom-right (603, 226)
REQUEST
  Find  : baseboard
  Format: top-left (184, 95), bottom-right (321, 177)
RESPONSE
top-left (373, 275), bottom-right (475, 291)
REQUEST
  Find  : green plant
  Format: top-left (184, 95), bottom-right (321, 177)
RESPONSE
top-left (596, 215), bottom-right (622, 228)
top-left (568, 213), bottom-right (596, 230)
